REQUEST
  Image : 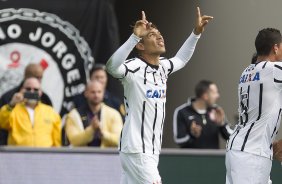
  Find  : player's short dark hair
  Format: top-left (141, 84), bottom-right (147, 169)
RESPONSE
top-left (89, 63), bottom-right (106, 77)
top-left (195, 80), bottom-right (214, 98)
top-left (134, 23), bottom-right (158, 55)
top-left (255, 28), bottom-right (282, 56)
top-left (138, 23), bottom-right (158, 43)
top-left (251, 53), bottom-right (258, 64)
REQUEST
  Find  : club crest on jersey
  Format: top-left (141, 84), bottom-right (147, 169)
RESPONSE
top-left (146, 89), bottom-right (166, 98)
top-left (239, 72), bottom-right (260, 84)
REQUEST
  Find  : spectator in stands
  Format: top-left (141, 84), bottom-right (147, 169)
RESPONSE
top-left (0, 63), bottom-right (53, 145)
top-left (0, 63), bottom-right (52, 106)
top-left (65, 80), bottom-right (123, 147)
top-left (0, 77), bottom-right (61, 147)
top-left (72, 64), bottom-right (125, 118)
top-left (173, 80), bottom-right (233, 149)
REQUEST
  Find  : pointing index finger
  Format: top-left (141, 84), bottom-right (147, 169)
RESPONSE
top-left (142, 11), bottom-right (146, 21)
top-left (197, 7), bottom-right (201, 19)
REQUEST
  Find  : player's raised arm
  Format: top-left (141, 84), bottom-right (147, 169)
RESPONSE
top-left (167, 7), bottom-right (213, 74)
top-left (106, 11), bottom-right (153, 78)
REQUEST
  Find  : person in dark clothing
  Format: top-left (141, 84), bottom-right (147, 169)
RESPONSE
top-left (173, 80), bottom-right (233, 149)
top-left (0, 63), bottom-right (53, 145)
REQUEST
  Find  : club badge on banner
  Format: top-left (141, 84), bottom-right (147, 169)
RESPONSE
top-left (0, 8), bottom-right (94, 114)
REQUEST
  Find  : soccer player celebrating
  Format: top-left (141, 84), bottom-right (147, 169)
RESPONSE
top-left (226, 28), bottom-right (282, 184)
top-left (106, 7), bottom-right (213, 184)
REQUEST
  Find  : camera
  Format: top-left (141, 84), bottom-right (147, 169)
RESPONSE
top-left (24, 91), bottom-right (39, 100)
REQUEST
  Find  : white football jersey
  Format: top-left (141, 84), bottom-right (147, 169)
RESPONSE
top-left (107, 32), bottom-right (200, 154)
top-left (227, 61), bottom-right (282, 159)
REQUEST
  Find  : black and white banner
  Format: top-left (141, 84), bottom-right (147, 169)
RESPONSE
top-left (0, 0), bottom-right (120, 114)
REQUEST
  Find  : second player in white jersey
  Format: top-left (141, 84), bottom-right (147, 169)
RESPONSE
top-left (227, 61), bottom-right (282, 159)
top-left (226, 28), bottom-right (282, 184)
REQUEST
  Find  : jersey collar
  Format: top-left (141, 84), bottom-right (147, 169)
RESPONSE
top-left (137, 56), bottom-right (159, 70)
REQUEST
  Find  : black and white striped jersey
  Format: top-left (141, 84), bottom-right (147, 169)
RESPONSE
top-left (106, 32), bottom-right (200, 154)
top-left (227, 61), bottom-right (282, 159)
